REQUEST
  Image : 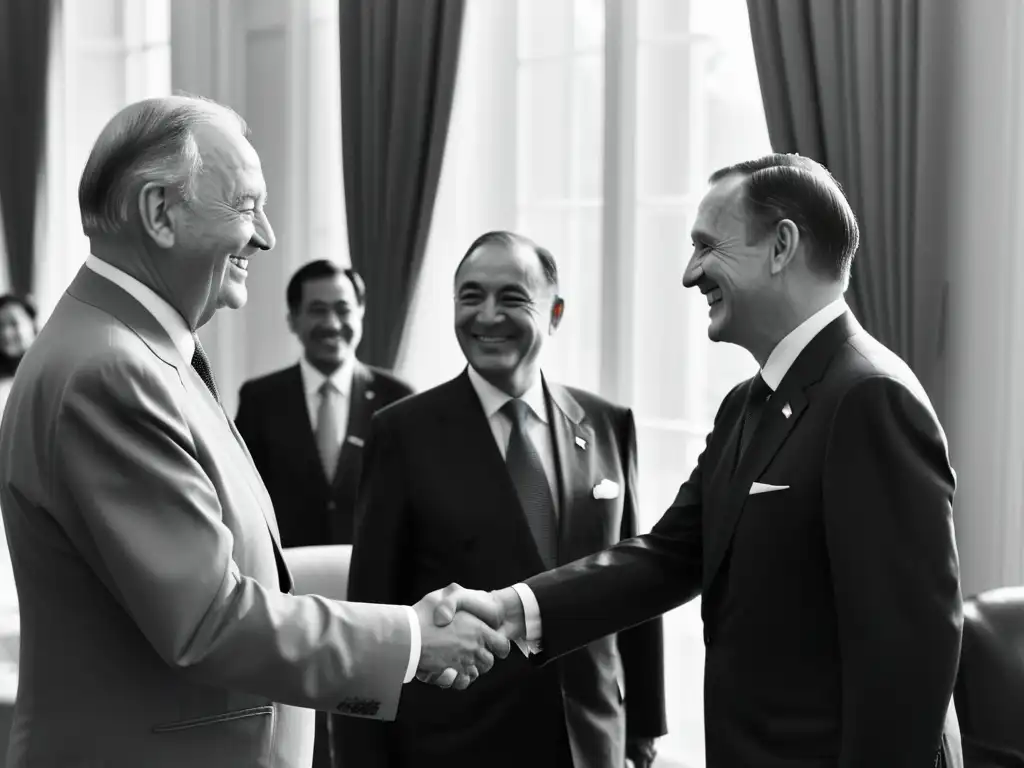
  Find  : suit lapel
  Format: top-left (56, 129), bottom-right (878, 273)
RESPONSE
top-left (442, 371), bottom-right (549, 574)
top-left (333, 362), bottom-right (373, 492)
top-left (704, 312), bottom-right (861, 591)
top-left (544, 379), bottom-right (594, 561)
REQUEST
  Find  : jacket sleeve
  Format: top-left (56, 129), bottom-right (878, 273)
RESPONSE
top-left (54, 354), bottom-right (412, 719)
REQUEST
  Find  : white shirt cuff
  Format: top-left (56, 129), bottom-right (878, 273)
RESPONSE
top-left (402, 605), bottom-right (420, 683)
top-left (510, 583), bottom-right (542, 656)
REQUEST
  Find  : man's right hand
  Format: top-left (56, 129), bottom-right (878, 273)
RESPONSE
top-left (413, 584), bottom-right (511, 691)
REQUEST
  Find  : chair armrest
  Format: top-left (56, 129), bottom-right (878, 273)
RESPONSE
top-left (281, 545), bottom-right (352, 601)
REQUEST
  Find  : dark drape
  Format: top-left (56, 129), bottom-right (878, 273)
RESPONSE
top-left (745, 0), bottom-right (956, 408)
top-left (339, 0), bottom-right (465, 369)
top-left (0, 0), bottom-right (55, 297)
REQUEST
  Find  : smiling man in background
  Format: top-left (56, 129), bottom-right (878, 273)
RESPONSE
top-left (338, 231), bottom-right (666, 768)
top-left (236, 259), bottom-right (414, 768)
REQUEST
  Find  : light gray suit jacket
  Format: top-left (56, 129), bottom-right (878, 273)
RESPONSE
top-left (0, 266), bottom-right (412, 767)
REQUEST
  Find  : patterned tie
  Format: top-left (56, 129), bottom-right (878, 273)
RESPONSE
top-left (190, 334), bottom-right (220, 402)
top-left (316, 380), bottom-right (341, 483)
top-left (502, 399), bottom-right (557, 567)
top-left (738, 373), bottom-right (772, 461)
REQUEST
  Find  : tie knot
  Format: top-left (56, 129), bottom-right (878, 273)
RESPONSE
top-left (319, 380), bottom-right (339, 399)
top-left (501, 398), bottom-right (532, 426)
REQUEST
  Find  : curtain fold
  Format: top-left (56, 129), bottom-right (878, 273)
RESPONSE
top-left (0, 0), bottom-right (55, 297)
top-left (745, 0), bottom-right (956, 406)
top-left (339, 0), bottom-right (465, 369)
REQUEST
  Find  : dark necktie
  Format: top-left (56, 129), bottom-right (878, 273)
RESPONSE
top-left (190, 334), bottom-right (220, 402)
top-left (738, 373), bottom-right (772, 461)
top-left (502, 399), bottom-right (557, 568)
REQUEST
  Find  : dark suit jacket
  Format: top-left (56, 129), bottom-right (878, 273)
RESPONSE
top-left (235, 361), bottom-right (413, 546)
top-left (338, 370), bottom-right (667, 768)
top-left (524, 312), bottom-right (964, 768)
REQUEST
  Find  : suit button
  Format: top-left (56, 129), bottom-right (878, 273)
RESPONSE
top-left (327, 501), bottom-right (336, 512)
top-left (703, 628), bottom-right (712, 646)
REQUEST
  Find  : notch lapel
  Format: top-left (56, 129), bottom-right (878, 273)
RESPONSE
top-left (704, 312), bottom-right (861, 591)
top-left (545, 380), bottom-right (594, 562)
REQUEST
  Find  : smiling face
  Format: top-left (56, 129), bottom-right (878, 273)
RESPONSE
top-left (158, 119), bottom-right (276, 328)
top-left (683, 173), bottom-right (785, 355)
top-left (454, 239), bottom-right (563, 397)
top-left (288, 273), bottom-right (364, 374)
top-left (0, 302), bottom-right (35, 359)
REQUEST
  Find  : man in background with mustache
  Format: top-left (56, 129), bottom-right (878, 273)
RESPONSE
top-left (235, 258), bottom-right (414, 766)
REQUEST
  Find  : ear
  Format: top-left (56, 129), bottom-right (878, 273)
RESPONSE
top-left (138, 182), bottom-right (177, 248)
top-left (550, 297), bottom-right (565, 331)
top-left (286, 311), bottom-right (298, 335)
top-left (769, 219), bottom-right (801, 275)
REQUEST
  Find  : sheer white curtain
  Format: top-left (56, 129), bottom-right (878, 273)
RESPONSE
top-left (398, 2), bottom-right (768, 765)
top-left (36, 0), bottom-right (172, 320)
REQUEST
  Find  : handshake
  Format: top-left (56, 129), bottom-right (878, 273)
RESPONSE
top-left (411, 583), bottom-right (527, 690)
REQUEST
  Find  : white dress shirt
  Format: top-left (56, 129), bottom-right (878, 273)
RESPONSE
top-left (466, 365), bottom-right (560, 516)
top-left (512, 297), bottom-right (850, 652)
top-left (84, 256), bottom-right (421, 683)
top-left (298, 355), bottom-right (353, 440)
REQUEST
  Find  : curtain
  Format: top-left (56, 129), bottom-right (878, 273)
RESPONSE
top-left (745, 0), bottom-right (956, 409)
top-left (0, 0), bottom-right (55, 298)
top-left (339, 0), bottom-right (466, 369)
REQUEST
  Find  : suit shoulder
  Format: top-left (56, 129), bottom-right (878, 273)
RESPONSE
top-left (561, 384), bottom-right (632, 420)
top-left (371, 377), bottom-right (459, 427)
top-left (835, 333), bottom-right (931, 405)
top-left (239, 365), bottom-right (299, 397)
top-left (363, 365), bottom-right (415, 401)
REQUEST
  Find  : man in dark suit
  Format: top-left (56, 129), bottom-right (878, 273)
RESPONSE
top-left (338, 232), bottom-right (667, 768)
top-left (235, 260), bottom-right (414, 548)
top-left (435, 156), bottom-right (964, 767)
top-left (234, 259), bottom-right (414, 768)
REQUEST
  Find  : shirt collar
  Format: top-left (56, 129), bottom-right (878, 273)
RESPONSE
top-left (299, 354), bottom-right (354, 398)
top-left (466, 365), bottom-right (549, 424)
top-left (85, 254), bottom-right (195, 361)
top-left (760, 298), bottom-right (848, 390)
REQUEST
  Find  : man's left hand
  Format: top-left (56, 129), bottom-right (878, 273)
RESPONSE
top-left (626, 737), bottom-right (658, 768)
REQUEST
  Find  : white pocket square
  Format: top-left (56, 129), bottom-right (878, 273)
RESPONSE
top-left (592, 479), bottom-right (620, 500)
top-left (749, 482), bottom-right (789, 495)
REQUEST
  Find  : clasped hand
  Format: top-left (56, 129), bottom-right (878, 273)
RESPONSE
top-left (413, 583), bottom-right (524, 690)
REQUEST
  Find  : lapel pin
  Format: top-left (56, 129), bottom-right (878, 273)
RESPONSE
top-left (346, 435), bottom-right (365, 447)
top-left (365, 390), bottom-right (375, 400)
top-left (781, 403), bottom-right (792, 419)
top-left (575, 436), bottom-right (587, 450)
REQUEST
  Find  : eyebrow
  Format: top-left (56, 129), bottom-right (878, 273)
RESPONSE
top-left (232, 190), bottom-right (266, 207)
top-left (691, 229), bottom-right (718, 246)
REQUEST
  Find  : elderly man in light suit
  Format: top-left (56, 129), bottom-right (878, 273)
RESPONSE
top-left (0, 95), bottom-right (508, 768)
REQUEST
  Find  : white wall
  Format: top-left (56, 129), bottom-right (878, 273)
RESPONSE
top-left (944, 0), bottom-right (1024, 596)
top-left (170, 0), bottom-right (347, 416)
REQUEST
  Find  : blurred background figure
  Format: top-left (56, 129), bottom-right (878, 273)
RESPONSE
top-left (234, 259), bottom-right (413, 768)
top-left (0, 296), bottom-right (37, 417)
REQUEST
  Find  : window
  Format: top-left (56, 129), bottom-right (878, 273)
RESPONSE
top-left (401, 2), bottom-right (769, 764)
top-left (36, 0), bottom-right (172, 318)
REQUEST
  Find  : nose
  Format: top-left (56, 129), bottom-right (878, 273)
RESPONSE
top-left (251, 209), bottom-right (276, 251)
top-left (476, 296), bottom-right (503, 324)
top-left (682, 251), bottom-right (704, 289)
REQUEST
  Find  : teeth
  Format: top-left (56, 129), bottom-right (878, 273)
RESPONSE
top-left (477, 336), bottom-right (507, 342)
top-left (229, 256), bottom-right (248, 270)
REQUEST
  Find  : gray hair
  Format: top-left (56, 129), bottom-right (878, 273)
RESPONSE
top-left (78, 94), bottom-right (248, 236)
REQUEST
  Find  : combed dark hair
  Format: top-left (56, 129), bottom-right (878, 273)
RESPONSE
top-left (455, 230), bottom-right (559, 287)
top-left (78, 94), bottom-right (248, 236)
top-left (709, 154), bottom-right (859, 281)
top-left (286, 259), bottom-right (366, 313)
top-left (0, 293), bottom-right (37, 325)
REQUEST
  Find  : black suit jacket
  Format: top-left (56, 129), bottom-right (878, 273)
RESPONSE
top-left (338, 370), bottom-right (667, 768)
top-left (524, 312), bottom-right (964, 767)
top-left (234, 361), bottom-right (414, 546)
